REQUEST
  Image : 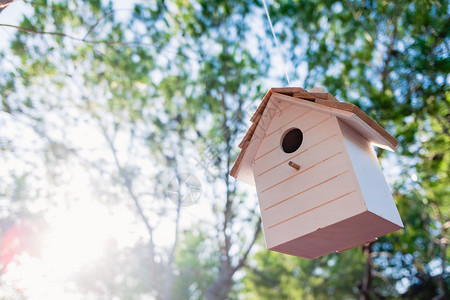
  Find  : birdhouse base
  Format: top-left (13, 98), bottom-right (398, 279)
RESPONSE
top-left (268, 211), bottom-right (402, 259)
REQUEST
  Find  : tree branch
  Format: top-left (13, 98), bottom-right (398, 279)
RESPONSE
top-left (221, 91), bottom-right (234, 266)
top-left (0, 23), bottom-right (130, 45)
top-left (82, 10), bottom-right (115, 41)
top-left (0, 23), bottom-right (202, 62)
top-left (379, 10), bottom-right (401, 92)
top-left (101, 126), bottom-right (156, 259)
top-left (360, 242), bottom-right (373, 300)
top-left (245, 264), bottom-right (279, 286)
top-left (345, 0), bottom-right (375, 44)
top-left (233, 216), bottom-right (262, 272)
top-left (430, 203), bottom-right (448, 300)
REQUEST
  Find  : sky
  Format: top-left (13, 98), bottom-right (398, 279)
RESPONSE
top-left (0, 0), bottom-right (215, 284)
top-left (0, 1), bottom-right (268, 277)
top-left (0, 0), bottom-right (405, 242)
top-left (0, 1), bottom-right (422, 297)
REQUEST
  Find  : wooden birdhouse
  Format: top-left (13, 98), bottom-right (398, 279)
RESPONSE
top-left (230, 87), bottom-right (403, 259)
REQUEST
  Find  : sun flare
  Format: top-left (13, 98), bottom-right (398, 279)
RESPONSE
top-left (0, 200), bottom-right (140, 299)
top-left (41, 202), bottom-right (115, 276)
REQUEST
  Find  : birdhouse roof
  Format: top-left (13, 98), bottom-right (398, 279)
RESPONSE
top-left (230, 87), bottom-right (398, 185)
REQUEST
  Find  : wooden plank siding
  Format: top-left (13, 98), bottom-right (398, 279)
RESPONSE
top-left (255, 134), bottom-right (342, 189)
top-left (270, 211), bottom-right (400, 258)
top-left (264, 190), bottom-right (364, 250)
top-left (231, 89), bottom-right (402, 258)
top-left (253, 116), bottom-right (340, 175)
top-left (252, 107), bottom-right (366, 249)
top-left (258, 151), bottom-right (349, 210)
top-left (254, 109), bottom-right (331, 160)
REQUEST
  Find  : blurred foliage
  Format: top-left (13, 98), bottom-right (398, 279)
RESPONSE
top-left (0, 0), bottom-right (448, 299)
top-left (245, 0), bottom-right (449, 299)
top-left (244, 247), bottom-right (367, 299)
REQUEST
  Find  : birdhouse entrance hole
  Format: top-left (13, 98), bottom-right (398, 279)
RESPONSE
top-left (281, 128), bottom-right (303, 153)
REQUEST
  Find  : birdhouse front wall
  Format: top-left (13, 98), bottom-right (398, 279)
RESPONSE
top-left (251, 101), bottom-right (366, 251)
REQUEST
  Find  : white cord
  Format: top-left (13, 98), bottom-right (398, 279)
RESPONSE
top-left (262, 0), bottom-right (291, 86)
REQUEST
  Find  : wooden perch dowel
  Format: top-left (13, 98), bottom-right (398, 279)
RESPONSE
top-left (288, 161), bottom-right (300, 170)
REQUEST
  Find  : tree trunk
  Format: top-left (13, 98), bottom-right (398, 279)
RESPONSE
top-left (360, 242), bottom-right (373, 300)
top-left (204, 262), bottom-right (234, 300)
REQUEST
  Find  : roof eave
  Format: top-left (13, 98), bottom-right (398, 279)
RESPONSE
top-left (230, 89), bottom-right (398, 184)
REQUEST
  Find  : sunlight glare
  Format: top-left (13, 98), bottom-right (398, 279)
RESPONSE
top-left (41, 201), bottom-right (128, 277)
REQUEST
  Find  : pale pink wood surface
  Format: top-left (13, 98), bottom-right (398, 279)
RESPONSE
top-left (232, 100), bottom-right (283, 185)
top-left (270, 211), bottom-right (403, 259)
top-left (253, 116), bottom-right (340, 175)
top-left (255, 134), bottom-right (343, 189)
top-left (264, 190), bottom-right (363, 249)
top-left (261, 171), bottom-right (357, 228)
top-left (338, 120), bottom-right (403, 227)
top-left (255, 109), bottom-right (330, 158)
top-left (232, 90), bottom-right (402, 259)
top-left (270, 93), bottom-right (397, 151)
top-left (256, 151), bottom-right (351, 210)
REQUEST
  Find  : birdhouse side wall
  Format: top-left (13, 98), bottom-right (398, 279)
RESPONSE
top-left (337, 120), bottom-right (404, 228)
top-left (252, 103), bottom-right (366, 250)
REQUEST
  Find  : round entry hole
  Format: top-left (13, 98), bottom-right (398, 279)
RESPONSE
top-left (281, 128), bottom-right (303, 153)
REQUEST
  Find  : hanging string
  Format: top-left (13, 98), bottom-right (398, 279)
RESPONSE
top-left (262, 0), bottom-right (291, 86)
